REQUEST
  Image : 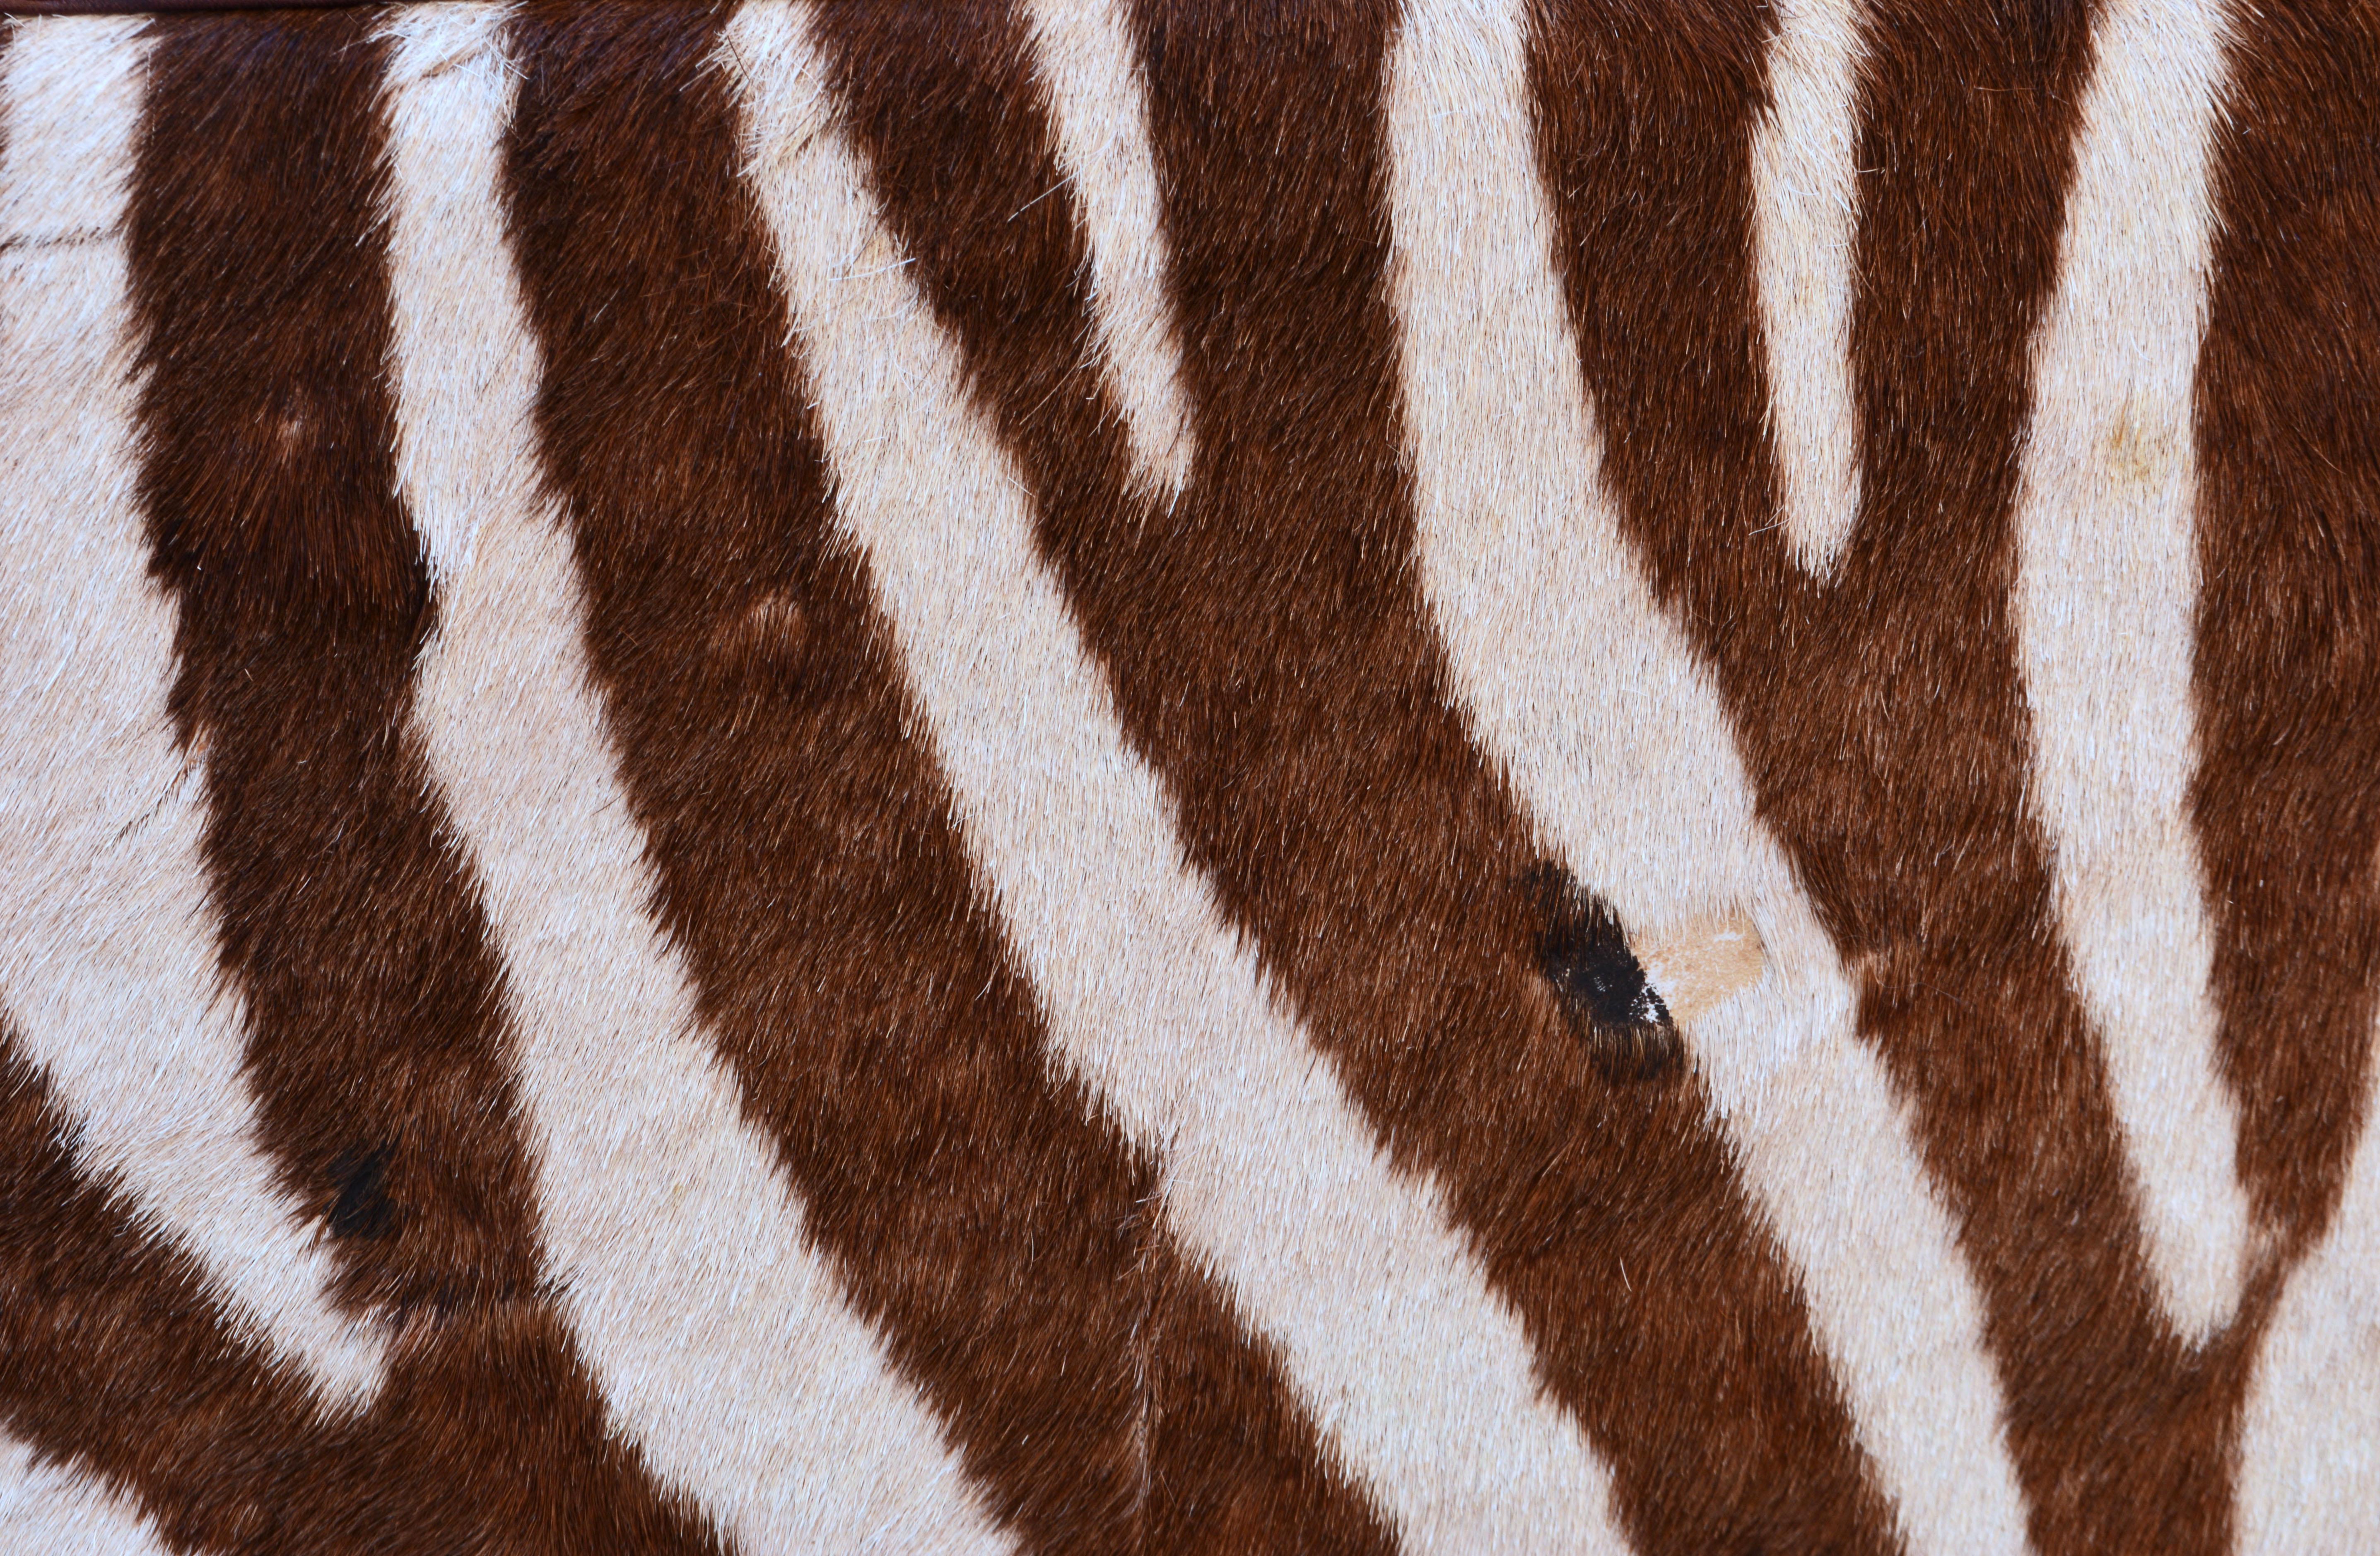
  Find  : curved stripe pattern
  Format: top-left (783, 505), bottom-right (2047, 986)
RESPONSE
top-left (1386, 2), bottom-right (2030, 1551)
top-left (381, 8), bottom-right (1011, 1551)
top-left (0, 0), bottom-right (2373, 1546)
top-left (723, 4), bottom-right (1628, 1549)
top-left (2012, 0), bottom-right (2248, 1346)
top-left (0, 13), bottom-right (384, 1406)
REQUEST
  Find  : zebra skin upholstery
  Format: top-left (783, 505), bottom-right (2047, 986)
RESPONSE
top-left (1, 0), bottom-right (2375, 1550)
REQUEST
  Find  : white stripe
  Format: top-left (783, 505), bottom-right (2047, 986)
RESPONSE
top-left (1752, 0), bottom-right (1866, 577)
top-left (2012, 0), bottom-right (2247, 1344)
top-left (723, 5), bottom-right (1623, 1549)
top-left (0, 1439), bottom-right (170, 1556)
top-left (1019, 0), bottom-right (1192, 497)
top-left (2238, 1040), bottom-right (2380, 1555)
top-left (0, 15), bottom-right (384, 1406)
top-left (1385, 2), bottom-right (2033, 1552)
top-left (377, 9), bottom-right (1010, 1552)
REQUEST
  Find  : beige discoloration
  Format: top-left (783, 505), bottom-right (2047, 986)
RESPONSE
top-left (1638, 912), bottom-right (1768, 1027)
top-left (1391, 2), bottom-right (2029, 1549)
top-left (2, 0), bottom-right (2376, 1546)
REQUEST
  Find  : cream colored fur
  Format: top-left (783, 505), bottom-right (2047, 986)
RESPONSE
top-left (1020, 0), bottom-right (1193, 497)
top-left (2012, 0), bottom-right (2250, 1346)
top-left (726, 5), bottom-right (1632, 1549)
top-left (0, 14), bottom-right (385, 1406)
top-left (383, 9), bottom-right (1011, 1549)
top-left (1752, 0), bottom-right (1867, 578)
top-left (0, 1438), bottom-right (169, 1556)
top-left (0, 1), bottom-right (2371, 1549)
top-left (1386, 4), bottom-right (2030, 1551)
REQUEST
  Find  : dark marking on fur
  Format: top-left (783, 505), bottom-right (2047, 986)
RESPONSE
top-left (1526, 0), bottom-right (2263, 1547)
top-left (827, 0), bottom-right (1906, 1545)
top-left (0, 1027), bottom-right (339, 1554)
top-left (118, 12), bottom-right (730, 1551)
top-left (326, 1146), bottom-right (396, 1241)
top-left (1526, 864), bottom-right (1681, 1083)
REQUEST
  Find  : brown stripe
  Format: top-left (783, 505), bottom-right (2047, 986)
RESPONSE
top-left (2, 1020), bottom-right (624, 1555)
top-left (0, 1022), bottom-right (337, 1554)
top-left (123, 13), bottom-right (720, 1554)
top-left (796, 0), bottom-right (1907, 1548)
top-left (2194, 0), bottom-right (2380, 1261)
top-left (1527, 0), bottom-right (2262, 1547)
top-left (499, 5), bottom-right (1394, 1553)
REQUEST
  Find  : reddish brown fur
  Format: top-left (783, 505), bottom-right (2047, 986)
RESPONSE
top-left (500, 5), bottom-right (1395, 1551)
top-left (4, 1020), bottom-right (704, 1556)
top-left (2193, 0), bottom-right (2380, 1264)
top-left (1525, 0), bottom-right (2268, 1548)
top-left (4, 0), bottom-right (2378, 1548)
top-left (1, 1025), bottom-right (335, 1554)
top-left (123, 13), bottom-right (723, 1553)
top-left (2, 3), bottom-right (355, 13)
top-left (801, 0), bottom-right (1909, 1547)
top-left (135, 0), bottom-right (531, 1342)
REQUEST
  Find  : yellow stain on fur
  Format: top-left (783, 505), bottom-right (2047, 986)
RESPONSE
top-left (2106, 396), bottom-right (2171, 487)
top-left (1635, 911), bottom-right (1766, 1027)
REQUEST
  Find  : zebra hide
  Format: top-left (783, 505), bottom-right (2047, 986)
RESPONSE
top-left (1, 0), bottom-right (2374, 1551)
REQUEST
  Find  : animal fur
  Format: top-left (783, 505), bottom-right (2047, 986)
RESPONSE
top-left (0, 0), bottom-right (2374, 1551)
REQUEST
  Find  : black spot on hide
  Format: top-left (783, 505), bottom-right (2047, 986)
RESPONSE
top-left (1525, 863), bottom-right (1683, 1084)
